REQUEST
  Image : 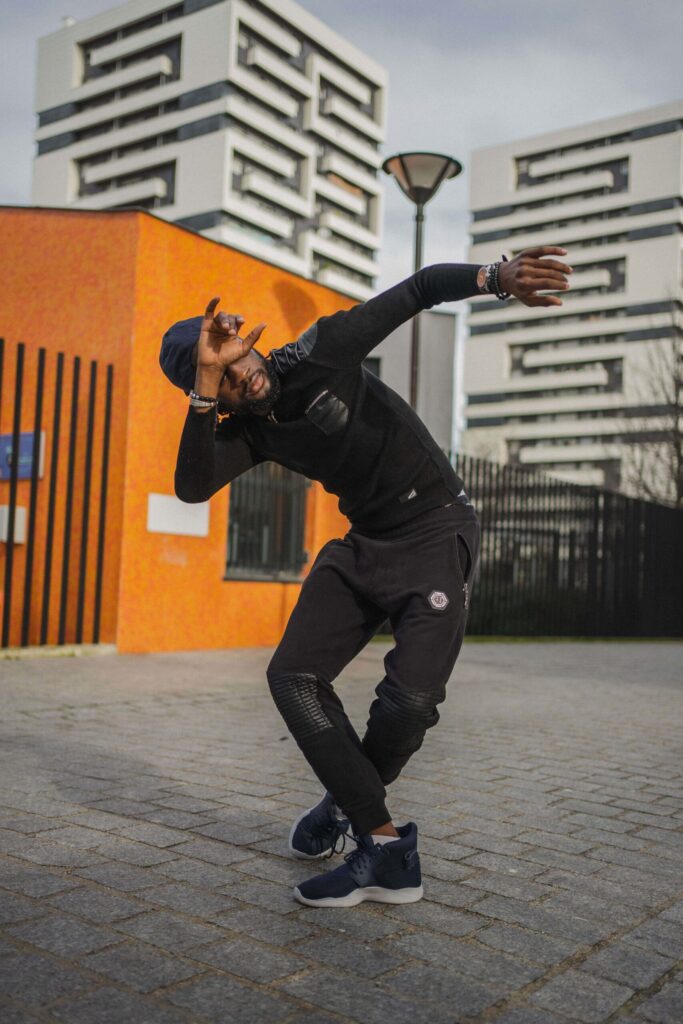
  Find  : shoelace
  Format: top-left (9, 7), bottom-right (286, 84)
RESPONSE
top-left (342, 836), bottom-right (388, 872)
top-left (321, 823), bottom-right (348, 859)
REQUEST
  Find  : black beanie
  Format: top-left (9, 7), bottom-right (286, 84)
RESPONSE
top-left (159, 315), bottom-right (203, 395)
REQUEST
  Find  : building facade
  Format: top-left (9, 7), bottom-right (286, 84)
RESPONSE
top-left (32, 0), bottom-right (387, 300)
top-left (465, 100), bottom-right (683, 497)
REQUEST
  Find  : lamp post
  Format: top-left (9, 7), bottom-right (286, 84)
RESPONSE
top-left (382, 152), bottom-right (462, 409)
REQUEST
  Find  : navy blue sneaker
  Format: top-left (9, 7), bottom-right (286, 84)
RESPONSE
top-left (293, 821), bottom-right (423, 907)
top-left (288, 791), bottom-right (351, 860)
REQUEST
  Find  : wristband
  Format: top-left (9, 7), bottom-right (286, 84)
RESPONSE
top-left (189, 390), bottom-right (218, 408)
top-left (484, 256), bottom-right (510, 300)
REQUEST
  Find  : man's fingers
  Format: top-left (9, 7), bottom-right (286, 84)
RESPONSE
top-left (525, 294), bottom-right (563, 307)
top-left (203, 296), bottom-right (220, 322)
top-left (520, 246), bottom-right (568, 259)
top-left (242, 322), bottom-right (267, 351)
top-left (526, 258), bottom-right (573, 275)
top-left (524, 276), bottom-right (570, 292)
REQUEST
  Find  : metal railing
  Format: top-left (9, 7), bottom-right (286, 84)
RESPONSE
top-left (226, 461), bottom-right (309, 580)
top-left (451, 451), bottom-right (683, 637)
top-left (0, 338), bottom-right (115, 648)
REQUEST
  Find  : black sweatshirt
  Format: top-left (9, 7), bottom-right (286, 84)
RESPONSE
top-left (173, 263), bottom-right (482, 533)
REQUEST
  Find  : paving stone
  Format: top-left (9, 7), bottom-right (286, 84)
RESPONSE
top-left (293, 932), bottom-right (405, 978)
top-left (660, 900), bottom-right (683, 924)
top-left (188, 936), bottom-right (305, 982)
top-left (215, 905), bottom-right (318, 945)
top-left (154, 857), bottom-right (243, 889)
top-left (490, 1009), bottom-right (566, 1024)
top-left (635, 982), bottom-right (683, 1023)
top-left (84, 940), bottom-right (202, 992)
top-left (170, 837), bottom-right (255, 867)
top-left (385, 930), bottom-right (543, 988)
top-left (49, 986), bottom-right (190, 1024)
top-left (621, 917), bottom-right (683, 958)
top-left (47, 887), bottom-right (147, 923)
top-left (379, 961), bottom-right (502, 1015)
top-left (380, 901), bottom-right (483, 938)
top-left (422, 877), bottom-right (488, 908)
top-left (279, 966), bottom-right (454, 1024)
top-left (578, 941), bottom-right (675, 988)
top-left (220, 874), bottom-right (300, 915)
top-left (166, 973), bottom-right (293, 1024)
top-left (74, 863), bottom-right (168, 891)
top-left (476, 922), bottom-right (578, 965)
top-left (294, 905), bottom-right (404, 940)
top-left (462, 871), bottom-right (551, 901)
top-left (471, 893), bottom-right (617, 943)
top-left (111, 822), bottom-right (189, 847)
top-left (459, 851), bottom-right (547, 877)
top-left (138, 882), bottom-right (239, 921)
top-left (143, 809), bottom-right (220, 830)
top-left (112, 909), bottom-right (223, 951)
top-left (420, 855), bottom-right (477, 882)
top-left (562, 812), bottom-right (641, 833)
top-left (0, 952), bottom-right (92, 1005)
top-left (529, 967), bottom-right (634, 1021)
top-left (6, 913), bottom-right (120, 956)
top-left (188, 822), bottom-right (274, 845)
top-left (0, 1003), bottom-right (43, 1023)
top-left (0, 891), bottom-right (46, 925)
top-left (0, 867), bottom-right (80, 898)
top-left (540, 889), bottom-right (643, 927)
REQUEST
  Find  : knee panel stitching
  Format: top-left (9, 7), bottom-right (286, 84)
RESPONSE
top-left (375, 682), bottom-right (444, 726)
top-left (267, 671), bottom-right (334, 740)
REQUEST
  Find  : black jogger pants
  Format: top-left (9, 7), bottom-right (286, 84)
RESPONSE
top-left (266, 498), bottom-right (481, 835)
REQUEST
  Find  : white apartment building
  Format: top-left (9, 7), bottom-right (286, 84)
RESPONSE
top-left (465, 100), bottom-right (683, 496)
top-left (32, 0), bottom-right (387, 299)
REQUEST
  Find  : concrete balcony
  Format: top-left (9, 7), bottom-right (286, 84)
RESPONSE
top-left (246, 44), bottom-right (313, 97)
top-left (70, 56), bottom-right (173, 102)
top-left (241, 170), bottom-right (311, 217)
top-left (319, 211), bottom-right (379, 250)
top-left (316, 267), bottom-right (374, 300)
top-left (322, 95), bottom-right (383, 142)
top-left (319, 152), bottom-right (380, 195)
top-left (313, 175), bottom-right (366, 216)
top-left (71, 177), bottom-right (167, 208)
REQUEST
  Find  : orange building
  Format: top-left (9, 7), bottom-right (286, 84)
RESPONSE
top-left (0, 206), bottom-right (354, 654)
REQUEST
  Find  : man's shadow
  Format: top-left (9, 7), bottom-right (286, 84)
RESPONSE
top-left (271, 280), bottom-right (320, 343)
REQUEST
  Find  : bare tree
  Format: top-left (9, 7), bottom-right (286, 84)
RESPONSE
top-left (621, 303), bottom-right (683, 508)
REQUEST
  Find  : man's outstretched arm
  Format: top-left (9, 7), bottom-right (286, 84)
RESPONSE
top-left (305, 247), bottom-right (572, 370)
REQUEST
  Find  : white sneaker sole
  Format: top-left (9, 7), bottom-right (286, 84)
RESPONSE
top-left (288, 804), bottom-right (348, 860)
top-left (293, 884), bottom-right (424, 907)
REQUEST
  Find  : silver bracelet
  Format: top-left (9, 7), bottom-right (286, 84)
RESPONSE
top-left (189, 390), bottom-right (218, 408)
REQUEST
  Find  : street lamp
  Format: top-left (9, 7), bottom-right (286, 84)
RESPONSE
top-left (382, 151), bottom-right (462, 409)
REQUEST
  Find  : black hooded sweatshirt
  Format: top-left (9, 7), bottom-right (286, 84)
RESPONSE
top-left (173, 263), bottom-right (482, 534)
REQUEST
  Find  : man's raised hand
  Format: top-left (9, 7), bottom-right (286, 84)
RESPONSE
top-left (197, 296), bottom-right (267, 375)
top-left (498, 247), bottom-right (573, 307)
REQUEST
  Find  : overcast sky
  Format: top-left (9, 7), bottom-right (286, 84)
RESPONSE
top-left (1, 0), bottom-right (681, 289)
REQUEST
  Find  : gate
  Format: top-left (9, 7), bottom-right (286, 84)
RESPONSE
top-left (0, 338), bottom-right (115, 648)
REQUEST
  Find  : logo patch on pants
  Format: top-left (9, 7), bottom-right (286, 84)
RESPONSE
top-left (428, 590), bottom-right (449, 610)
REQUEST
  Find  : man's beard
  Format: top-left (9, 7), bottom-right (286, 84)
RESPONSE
top-left (220, 355), bottom-right (282, 417)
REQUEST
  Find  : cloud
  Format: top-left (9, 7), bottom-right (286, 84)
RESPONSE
top-left (1, 0), bottom-right (681, 290)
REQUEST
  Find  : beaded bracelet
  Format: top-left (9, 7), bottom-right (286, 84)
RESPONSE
top-left (485, 255), bottom-right (510, 301)
top-left (189, 389), bottom-right (218, 408)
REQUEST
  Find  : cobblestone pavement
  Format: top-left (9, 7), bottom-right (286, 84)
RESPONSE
top-left (0, 641), bottom-right (681, 1024)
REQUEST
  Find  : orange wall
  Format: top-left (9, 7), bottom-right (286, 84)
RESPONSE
top-left (0, 208), bottom-right (138, 647)
top-left (116, 213), bottom-right (352, 654)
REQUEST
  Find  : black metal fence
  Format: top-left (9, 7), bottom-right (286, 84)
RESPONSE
top-left (0, 338), bottom-right (115, 649)
top-left (226, 462), bottom-right (309, 580)
top-left (451, 452), bottom-right (683, 637)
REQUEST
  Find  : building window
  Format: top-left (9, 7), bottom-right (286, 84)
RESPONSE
top-left (226, 463), bottom-right (308, 580)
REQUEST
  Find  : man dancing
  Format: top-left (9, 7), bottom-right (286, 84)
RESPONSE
top-left (159, 246), bottom-right (571, 907)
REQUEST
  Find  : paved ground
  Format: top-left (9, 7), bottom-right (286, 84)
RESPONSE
top-left (0, 641), bottom-right (682, 1024)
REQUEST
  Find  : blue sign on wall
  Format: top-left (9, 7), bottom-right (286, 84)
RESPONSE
top-left (0, 432), bottom-right (46, 481)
